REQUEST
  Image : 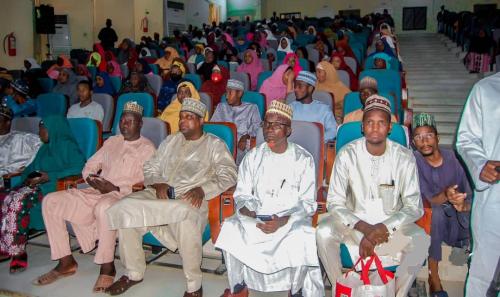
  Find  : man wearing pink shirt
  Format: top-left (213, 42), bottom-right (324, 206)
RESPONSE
top-left (34, 102), bottom-right (156, 293)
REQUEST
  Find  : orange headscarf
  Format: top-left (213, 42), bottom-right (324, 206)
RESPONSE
top-left (315, 61), bottom-right (351, 121)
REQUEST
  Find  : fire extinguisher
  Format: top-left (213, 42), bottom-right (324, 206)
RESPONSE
top-left (141, 15), bottom-right (149, 33)
top-left (3, 32), bottom-right (16, 56)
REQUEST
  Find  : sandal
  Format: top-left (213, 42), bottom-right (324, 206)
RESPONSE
top-left (9, 252), bottom-right (27, 274)
top-left (93, 274), bottom-right (115, 293)
top-left (33, 265), bottom-right (78, 286)
top-left (105, 275), bottom-right (143, 296)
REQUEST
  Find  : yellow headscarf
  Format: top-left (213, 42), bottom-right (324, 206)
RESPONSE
top-left (157, 81), bottom-right (207, 133)
top-left (155, 47), bottom-right (180, 71)
top-left (315, 61), bottom-right (351, 121)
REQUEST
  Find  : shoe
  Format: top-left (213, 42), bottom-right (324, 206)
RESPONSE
top-left (220, 287), bottom-right (249, 297)
top-left (289, 289), bottom-right (303, 297)
top-left (184, 286), bottom-right (203, 297)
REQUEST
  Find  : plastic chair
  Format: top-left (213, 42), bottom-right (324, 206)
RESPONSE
top-left (88, 66), bottom-right (97, 81)
top-left (116, 117), bottom-right (170, 148)
top-left (92, 93), bottom-right (115, 132)
top-left (336, 121), bottom-right (407, 153)
top-left (337, 70), bottom-right (351, 88)
top-left (307, 48), bottom-right (320, 65)
top-left (343, 92), bottom-right (396, 116)
top-left (220, 91), bottom-right (266, 120)
top-left (11, 116), bottom-right (41, 135)
top-left (109, 76), bottom-right (122, 94)
top-left (111, 93), bottom-right (155, 135)
top-left (360, 69), bottom-right (402, 118)
top-left (364, 55), bottom-right (400, 72)
top-left (149, 64), bottom-right (159, 75)
top-left (230, 71), bottom-right (250, 91)
top-left (256, 71), bottom-right (273, 92)
top-left (37, 77), bottom-right (54, 93)
top-left (120, 64), bottom-right (129, 79)
top-left (29, 118), bottom-right (102, 231)
top-left (344, 57), bottom-right (357, 74)
top-left (187, 63), bottom-right (196, 74)
top-left (199, 92), bottom-right (213, 118)
top-left (145, 74), bottom-right (162, 97)
top-left (298, 58), bottom-right (309, 71)
top-left (36, 93), bottom-right (68, 117)
top-left (217, 60), bottom-right (229, 70)
top-left (184, 73), bottom-right (202, 90)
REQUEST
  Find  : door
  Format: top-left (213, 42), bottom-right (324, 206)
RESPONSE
top-left (403, 7), bottom-right (427, 31)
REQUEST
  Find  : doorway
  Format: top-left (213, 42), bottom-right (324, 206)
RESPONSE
top-left (403, 6), bottom-right (427, 31)
top-left (209, 3), bottom-right (220, 24)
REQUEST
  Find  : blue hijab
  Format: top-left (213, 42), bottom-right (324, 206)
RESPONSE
top-left (93, 71), bottom-right (115, 95)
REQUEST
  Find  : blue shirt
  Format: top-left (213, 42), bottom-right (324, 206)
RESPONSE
top-left (157, 79), bottom-right (180, 111)
top-left (4, 95), bottom-right (38, 117)
top-left (290, 100), bottom-right (337, 142)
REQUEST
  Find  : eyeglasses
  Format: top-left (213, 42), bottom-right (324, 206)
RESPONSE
top-left (260, 121), bottom-right (290, 129)
top-left (413, 132), bottom-right (435, 142)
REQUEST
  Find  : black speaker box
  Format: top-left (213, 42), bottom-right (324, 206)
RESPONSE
top-left (35, 5), bottom-right (56, 34)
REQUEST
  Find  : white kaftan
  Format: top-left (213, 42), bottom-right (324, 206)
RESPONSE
top-left (0, 131), bottom-right (41, 176)
top-left (456, 72), bottom-right (500, 297)
top-left (215, 142), bottom-right (324, 296)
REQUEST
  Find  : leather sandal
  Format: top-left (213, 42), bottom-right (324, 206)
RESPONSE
top-left (33, 265), bottom-right (78, 285)
top-left (105, 275), bottom-right (143, 296)
top-left (92, 274), bottom-right (115, 293)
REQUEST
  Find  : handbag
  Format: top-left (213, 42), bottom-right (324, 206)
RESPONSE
top-left (335, 253), bottom-right (396, 297)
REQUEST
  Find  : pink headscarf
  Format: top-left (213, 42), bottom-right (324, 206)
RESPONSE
top-left (283, 53), bottom-right (303, 77)
top-left (237, 49), bottom-right (264, 91)
top-left (223, 33), bottom-right (235, 47)
top-left (259, 64), bottom-right (290, 106)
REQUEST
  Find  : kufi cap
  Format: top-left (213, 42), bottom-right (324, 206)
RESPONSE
top-left (181, 98), bottom-right (207, 118)
top-left (364, 94), bottom-right (391, 115)
top-left (0, 104), bottom-right (13, 120)
top-left (226, 79), bottom-right (244, 91)
top-left (123, 101), bottom-right (144, 116)
top-left (359, 76), bottom-right (378, 91)
top-left (295, 70), bottom-right (317, 86)
top-left (413, 113), bottom-right (437, 131)
top-left (266, 100), bottom-right (293, 120)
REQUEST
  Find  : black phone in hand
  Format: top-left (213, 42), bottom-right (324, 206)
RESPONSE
top-left (27, 171), bottom-right (42, 179)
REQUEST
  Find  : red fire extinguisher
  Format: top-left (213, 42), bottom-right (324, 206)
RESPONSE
top-left (141, 15), bottom-right (149, 33)
top-left (3, 32), bottom-right (16, 56)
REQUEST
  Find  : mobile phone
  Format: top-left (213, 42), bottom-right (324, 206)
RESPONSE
top-left (167, 186), bottom-right (175, 199)
top-left (27, 171), bottom-right (42, 179)
top-left (256, 215), bottom-right (273, 221)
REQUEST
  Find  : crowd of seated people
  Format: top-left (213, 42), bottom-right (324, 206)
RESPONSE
top-left (1, 7), bottom-right (498, 297)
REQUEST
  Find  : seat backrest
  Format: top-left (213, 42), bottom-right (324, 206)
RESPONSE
top-left (11, 116), bottom-right (41, 135)
top-left (120, 64), bottom-right (129, 79)
top-left (336, 121), bottom-right (407, 152)
top-left (199, 92), bottom-right (213, 117)
top-left (230, 71), bottom-right (250, 91)
top-left (92, 93), bottom-right (115, 132)
top-left (360, 69), bottom-right (402, 105)
top-left (220, 91), bottom-right (266, 120)
top-left (67, 118), bottom-right (102, 160)
top-left (36, 93), bottom-right (68, 117)
top-left (257, 71), bottom-right (273, 92)
top-left (116, 117), bottom-right (169, 148)
top-left (149, 64), bottom-right (159, 75)
top-left (286, 90), bottom-right (333, 110)
top-left (88, 66), bottom-right (97, 80)
top-left (268, 39), bottom-right (278, 50)
top-left (184, 73), bottom-right (202, 90)
top-left (256, 120), bottom-right (324, 184)
top-left (37, 77), bottom-right (54, 93)
top-left (344, 57), bottom-right (357, 74)
top-left (307, 47), bottom-right (320, 65)
top-left (145, 74), bottom-right (162, 96)
top-left (343, 92), bottom-right (397, 115)
top-left (261, 58), bottom-right (270, 71)
top-left (203, 122), bottom-right (237, 159)
top-left (299, 58), bottom-right (309, 71)
top-left (109, 76), bottom-right (122, 93)
top-left (364, 55), bottom-right (400, 71)
top-left (337, 70), bottom-right (351, 88)
top-left (217, 60), bottom-right (229, 70)
top-left (187, 62), bottom-right (196, 74)
top-left (112, 93), bottom-right (155, 134)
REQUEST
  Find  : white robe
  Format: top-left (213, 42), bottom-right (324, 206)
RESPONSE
top-left (0, 131), bottom-right (41, 176)
top-left (215, 142), bottom-right (324, 296)
top-left (456, 72), bottom-right (500, 297)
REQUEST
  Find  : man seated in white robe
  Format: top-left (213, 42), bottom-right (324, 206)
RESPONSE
top-left (0, 104), bottom-right (41, 177)
top-left (105, 98), bottom-right (237, 297)
top-left (210, 79), bottom-right (261, 165)
top-left (316, 95), bottom-right (430, 297)
top-left (216, 100), bottom-right (325, 297)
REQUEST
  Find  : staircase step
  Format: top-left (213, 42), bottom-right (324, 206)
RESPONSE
top-left (412, 105), bottom-right (463, 113)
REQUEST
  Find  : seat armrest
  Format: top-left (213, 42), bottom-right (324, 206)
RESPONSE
top-left (56, 175), bottom-right (85, 191)
top-left (208, 186), bottom-right (236, 243)
top-left (325, 141), bottom-right (336, 185)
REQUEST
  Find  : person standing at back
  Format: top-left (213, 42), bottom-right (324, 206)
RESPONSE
top-left (98, 19), bottom-right (118, 51)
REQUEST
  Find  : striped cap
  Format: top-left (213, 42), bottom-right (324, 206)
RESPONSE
top-left (296, 70), bottom-right (317, 86)
top-left (364, 94), bottom-right (391, 115)
top-left (413, 113), bottom-right (436, 130)
top-left (226, 79), bottom-right (244, 91)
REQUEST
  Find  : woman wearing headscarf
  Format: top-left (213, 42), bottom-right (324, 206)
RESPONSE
top-left (234, 36), bottom-right (250, 54)
top-left (196, 48), bottom-right (217, 81)
top-left (0, 116), bottom-right (85, 273)
top-left (132, 58), bottom-right (152, 75)
top-left (155, 47), bottom-right (180, 76)
top-left (46, 55), bottom-right (73, 80)
top-left (52, 68), bottom-right (79, 105)
top-left (93, 72), bottom-right (115, 96)
top-left (372, 52), bottom-right (392, 69)
top-left (117, 38), bottom-right (136, 65)
top-left (316, 61), bottom-right (351, 122)
top-left (237, 49), bottom-right (264, 91)
top-left (75, 64), bottom-right (92, 80)
top-left (335, 39), bottom-right (359, 67)
top-left (157, 81), bottom-right (208, 133)
top-left (331, 52), bottom-right (358, 91)
top-left (259, 64), bottom-right (295, 106)
top-left (23, 58), bottom-right (41, 72)
top-left (218, 41), bottom-right (239, 62)
top-left (187, 44), bottom-right (206, 66)
top-left (200, 65), bottom-right (229, 106)
top-left (157, 59), bottom-right (187, 111)
top-left (466, 28), bottom-right (495, 73)
top-left (87, 43), bottom-right (107, 72)
top-left (283, 53), bottom-right (303, 77)
top-left (278, 37), bottom-right (294, 54)
top-left (368, 38), bottom-right (396, 58)
top-left (119, 71), bottom-right (155, 97)
top-left (104, 51), bottom-right (123, 79)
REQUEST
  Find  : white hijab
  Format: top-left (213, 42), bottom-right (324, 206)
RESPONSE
top-left (278, 37), bottom-right (293, 54)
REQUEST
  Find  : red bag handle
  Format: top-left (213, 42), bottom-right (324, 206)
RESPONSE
top-left (360, 253), bottom-right (392, 285)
